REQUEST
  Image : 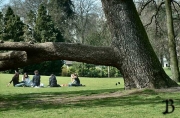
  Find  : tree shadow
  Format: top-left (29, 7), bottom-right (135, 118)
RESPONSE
top-left (0, 88), bottom-right (179, 112)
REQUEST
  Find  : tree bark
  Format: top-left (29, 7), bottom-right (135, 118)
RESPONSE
top-left (0, 0), bottom-right (178, 89)
top-left (0, 51), bottom-right (27, 70)
top-left (101, 0), bottom-right (178, 89)
top-left (0, 51), bottom-right (26, 61)
top-left (165, 0), bottom-right (180, 82)
top-left (0, 42), bottom-right (117, 70)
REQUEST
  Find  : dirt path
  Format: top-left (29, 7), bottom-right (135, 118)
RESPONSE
top-left (1, 87), bottom-right (180, 107)
top-left (38, 87), bottom-right (180, 104)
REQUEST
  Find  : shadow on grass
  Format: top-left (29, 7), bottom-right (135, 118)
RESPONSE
top-left (0, 88), bottom-right (122, 100)
top-left (0, 88), bottom-right (179, 111)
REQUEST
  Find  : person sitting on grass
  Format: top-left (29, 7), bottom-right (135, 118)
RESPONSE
top-left (22, 72), bottom-right (32, 87)
top-left (15, 72), bottom-right (32, 87)
top-left (69, 73), bottom-right (80, 86)
top-left (48, 74), bottom-right (61, 87)
top-left (32, 70), bottom-right (41, 87)
top-left (7, 70), bottom-right (19, 87)
top-left (62, 73), bottom-right (84, 87)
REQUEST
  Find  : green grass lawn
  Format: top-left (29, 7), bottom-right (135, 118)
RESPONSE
top-left (0, 71), bottom-right (180, 118)
top-left (163, 67), bottom-right (172, 77)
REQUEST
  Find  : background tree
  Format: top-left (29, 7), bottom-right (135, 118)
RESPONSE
top-left (2, 6), bottom-right (24, 42)
top-left (71, 0), bottom-right (98, 44)
top-left (23, 60), bottom-right (64, 75)
top-left (165, 0), bottom-right (180, 82)
top-left (47, 0), bottom-right (74, 37)
top-left (137, 0), bottom-right (180, 82)
top-left (34, 4), bottom-right (62, 43)
top-left (22, 4), bottom-right (64, 75)
top-left (70, 0), bottom-right (107, 76)
top-left (0, 2), bottom-right (65, 75)
top-left (23, 10), bottom-right (36, 42)
top-left (0, 12), bottom-right (3, 39)
top-left (138, 1), bottom-right (169, 66)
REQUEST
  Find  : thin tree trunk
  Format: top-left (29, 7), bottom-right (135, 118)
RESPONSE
top-left (101, 0), bottom-right (178, 89)
top-left (108, 66), bottom-right (110, 78)
top-left (165, 0), bottom-right (180, 82)
top-left (160, 54), bottom-right (164, 67)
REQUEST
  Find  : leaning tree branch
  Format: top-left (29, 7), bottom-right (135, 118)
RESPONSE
top-left (144, 1), bottom-right (165, 27)
top-left (144, 14), bottom-right (156, 27)
top-left (0, 42), bottom-right (117, 71)
top-left (138, 0), bottom-right (153, 15)
top-left (172, 1), bottom-right (180, 38)
top-left (173, 1), bottom-right (180, 8)
top-left (172, 1), bottom-right (180, 20)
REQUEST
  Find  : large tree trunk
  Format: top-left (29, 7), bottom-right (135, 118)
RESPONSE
top-left (0, 0), bottom-right (178, 89)
top-left (101, 0), bottom-right (178, 89)
top-left (165, 0), bottom-right (180, 82)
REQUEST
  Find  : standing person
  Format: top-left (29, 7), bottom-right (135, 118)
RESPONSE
top-left (7, 70), bottom-right (19, 87)
top-left (49, 74), bottom-right (60, 87)
top-left (32, 70), bottom-right (41, 87)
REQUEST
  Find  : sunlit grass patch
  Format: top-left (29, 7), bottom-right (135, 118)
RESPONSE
top-left (0, 71), bottom-right (180, 118)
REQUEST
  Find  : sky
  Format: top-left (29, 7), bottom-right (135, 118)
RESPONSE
top-left (0, 0), bottom-right (10, 8)
top-left (1, 0), bottom-right (10, 5)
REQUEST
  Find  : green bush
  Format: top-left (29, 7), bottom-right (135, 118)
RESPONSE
top-left (62, 62), bottom-right (122, 77)
top-left (61, 66), bottom-right (69, 76)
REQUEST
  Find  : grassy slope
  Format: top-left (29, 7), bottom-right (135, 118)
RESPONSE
top-left (0, 69), bottom-right (180, 118)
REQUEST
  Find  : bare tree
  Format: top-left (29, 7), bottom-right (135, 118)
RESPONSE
top-left (139, 1), bottom-right (168, 66)
top-left (71, 0), bottom-right (98, 44)
top-left (165, 0), bottom-right (180, 82)
top-left (137, 0), bottom-right (180, 82)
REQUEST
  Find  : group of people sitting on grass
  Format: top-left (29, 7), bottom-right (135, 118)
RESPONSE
top-left (7, 70), bottom-right (41, 87)
top-left (7, 70), bottom-right (84, 87)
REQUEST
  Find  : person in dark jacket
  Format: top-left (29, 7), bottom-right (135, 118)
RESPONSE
top-left (7, 70), bottom-right (19, 87)
top-left (49, 74), bottom-right (60, 87)
top-left (32, 70), bottom-right (41, 87)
